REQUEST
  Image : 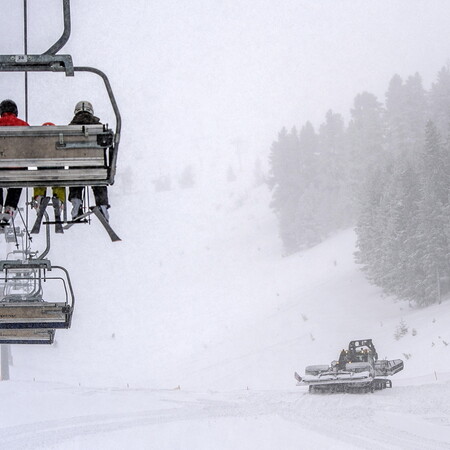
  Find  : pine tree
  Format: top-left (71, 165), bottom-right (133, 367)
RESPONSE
top-left (317, 110), bottom-right (351, 229)
top-left (403, 73), bottom-right (427, 154)
top-left (429, 65), bottom-right (450, 135)
top-left (385, 74), bottom-right (407, 155)
top-left (346, 91), bottom-right (385, 212)
top-left (268, 127), bottom-right (303, 253)
top-left (414, 122), bottom-right (450, 304)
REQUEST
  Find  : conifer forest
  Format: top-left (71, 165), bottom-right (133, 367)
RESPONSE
top-left (268, 64), bottom-right (450, 306)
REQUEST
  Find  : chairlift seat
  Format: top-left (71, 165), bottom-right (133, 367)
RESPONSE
top-left (0, 301), bottom-right (72, 329)
top-left (0, 125), bottom-right (114, 187)
top-left (0, 260), bottom-right (74, 329)
top-left (0, 328), bottom-right (55, 344)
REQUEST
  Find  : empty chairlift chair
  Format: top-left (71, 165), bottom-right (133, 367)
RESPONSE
top-left (0, 259), bottom-right (74, 330)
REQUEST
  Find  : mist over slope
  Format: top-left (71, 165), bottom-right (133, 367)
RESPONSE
top-left (8, 175), bottom-right (450, 390)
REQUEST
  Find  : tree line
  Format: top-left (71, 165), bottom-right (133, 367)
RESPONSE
top-left (268, 63), bottom-right (450, 305)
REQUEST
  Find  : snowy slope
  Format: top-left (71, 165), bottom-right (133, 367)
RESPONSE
top-left (1, 180), bottom-right (450, 449)
top-left (9, 180), bottom-right (450, 390)
top-left (1, 380), bottom-right (450, 450)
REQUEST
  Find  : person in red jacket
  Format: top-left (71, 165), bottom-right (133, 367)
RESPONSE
top-left (0, 100), bottom-right (29, 222)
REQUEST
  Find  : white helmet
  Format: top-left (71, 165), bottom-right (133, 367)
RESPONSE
top-left (74, 101), bottom-right (94, 116)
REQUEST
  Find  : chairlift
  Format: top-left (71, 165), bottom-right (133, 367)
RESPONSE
top-left (0, 258), bottom-right (74, 330)
top-left (0, 0), bottom-right (121, 188)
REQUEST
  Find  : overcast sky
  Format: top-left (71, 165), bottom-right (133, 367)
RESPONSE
top-left (2, 1), bottom-right (450, 176)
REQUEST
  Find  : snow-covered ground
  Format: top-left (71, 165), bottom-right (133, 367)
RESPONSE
top-left (1, 179), bottom-right (450, 449)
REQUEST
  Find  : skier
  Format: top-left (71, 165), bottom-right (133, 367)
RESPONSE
top-left (68, 101), bottom-right (110, 221)
top-left (0, 99), bottom-right (29, 222)
top-left (32, 122), bottom-right (66, 214)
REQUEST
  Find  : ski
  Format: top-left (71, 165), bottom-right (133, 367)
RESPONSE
top-left (63, 211), bottom-right (93, 230)
top-left (91, 207), bottom-right (121, 242)
top-left (30, 196), bottom-right (51, 234)
top-left (52, 198), bottom-right (64, 234)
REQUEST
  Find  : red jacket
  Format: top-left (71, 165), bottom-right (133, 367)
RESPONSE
top-left (0, 112), bottom-right (29, 126)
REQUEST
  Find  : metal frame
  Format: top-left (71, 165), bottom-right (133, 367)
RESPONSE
top-left (0, 0), bottom-right (121, 186)
top-left (0, 259), bottom-right (74, 329)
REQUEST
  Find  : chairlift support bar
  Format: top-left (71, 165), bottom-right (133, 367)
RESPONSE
top-left (44, 0), bottom-right (71, 56)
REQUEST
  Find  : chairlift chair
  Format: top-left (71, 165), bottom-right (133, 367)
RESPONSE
top-left (0, 0), bottom-right (121, 189)
top-left (0, 259), bottom-right (74, 329)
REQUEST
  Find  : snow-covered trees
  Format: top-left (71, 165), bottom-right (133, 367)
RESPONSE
top-left (268, 117), bottom-right (353, 254)
top-left (429, 64), bottom-right (450, 135)
top-left (269, 63), bottom-right (450, 305)
top-left (268, 127), bottom-right (303, 253)
top-left (356, 120), bottom-right (450, 305)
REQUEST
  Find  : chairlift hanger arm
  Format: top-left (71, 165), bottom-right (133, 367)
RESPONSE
top-left (0, 63), bottom-right (120, 145)
top-left (44, 0), bottom-right (71, 56)
top-left (0, 0), bottom-right (73, 73)
top-left (73, 67), bottom-right (121, 146)
top-left (52, 264), bottom-right (75, 324)
top-left (0, 0), bottom-right (121, 186)
top-left (73, 66), bottom-right (121, 184)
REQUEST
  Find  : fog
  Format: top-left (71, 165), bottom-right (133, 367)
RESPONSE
top-left (2, 1), bottom-right (450, 178)
top-left (1, 2), bottom-right (450, 447)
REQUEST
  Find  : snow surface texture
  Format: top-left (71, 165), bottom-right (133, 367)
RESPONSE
top-left (1, 182), bottom-right (450, 449)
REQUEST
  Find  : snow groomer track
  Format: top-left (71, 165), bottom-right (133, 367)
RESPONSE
top-left (0, 380), bottom-right (449, 450)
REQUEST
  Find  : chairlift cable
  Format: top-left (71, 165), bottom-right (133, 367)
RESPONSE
top-left (25, 187), bottom-right (30, 245)
top-left (23, 0), bottom-right (31, 249)
top-left (23, 0), bottom-right (29, 124)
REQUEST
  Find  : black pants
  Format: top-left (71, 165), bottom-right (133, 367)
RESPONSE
top-left (0, 188), bottom-right (22, 209)
top-left (68, 186), bottom-right (109, 206)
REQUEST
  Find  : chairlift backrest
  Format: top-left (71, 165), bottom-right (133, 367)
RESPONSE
top-left (0, 125), bottom-right (114, 187)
